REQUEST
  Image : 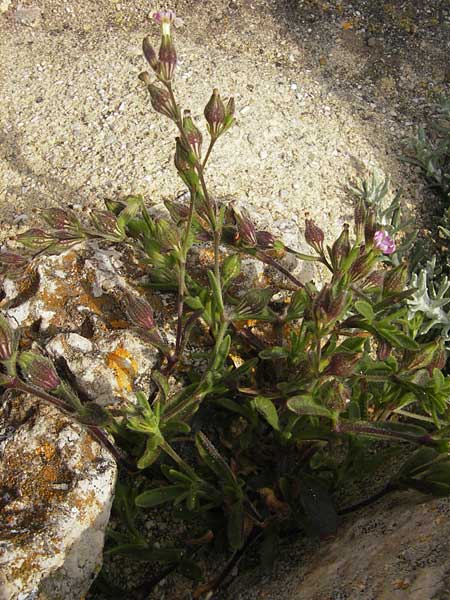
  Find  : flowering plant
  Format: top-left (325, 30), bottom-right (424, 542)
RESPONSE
top-left (1, 10), bottom-right (450, 597)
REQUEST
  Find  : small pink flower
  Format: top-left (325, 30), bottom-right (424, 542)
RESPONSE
top-left (374, 230), bottom-right (396, 254)
top-left (152, 9), bottom-right (176, 24)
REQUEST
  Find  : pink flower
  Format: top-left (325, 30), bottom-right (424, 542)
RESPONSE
top-left (152, 9), bottom-right (176, 24)
top-left (374, 230), bottom-right (396, 255)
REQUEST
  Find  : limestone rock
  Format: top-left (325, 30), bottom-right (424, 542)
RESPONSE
top-left (0, 393), bottom-right (117, 600)
top-left (230, 491), bottom-right (450, 600)
top-left (46, 329), bottom-right (159, 405)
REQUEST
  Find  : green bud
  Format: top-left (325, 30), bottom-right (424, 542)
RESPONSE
top-left (330, 224), bottom-right (350, 268)
top-left (17, 228), bottom-right (54, 251)
top-left (174, 137), bottom-right (199, 191)
top-left (182, 110), bottom-right (203, 159)
top-left (140, 74), bottom-right (177, 120)
top-left (403, 338), bottom-right (446, 372)
top-left (0, 314), bottom-right (17, 362)
top-left (354, 198), bottom-right (366, 241)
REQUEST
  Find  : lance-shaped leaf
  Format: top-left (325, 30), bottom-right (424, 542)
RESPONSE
top-left (251, 396), bottom-right (280, 431)
top-left (136, 485), bottom-right (187, 508)
top-left (195, 432), bottom-right (240, 494)
top-left (227, 500), bottom-right (245, 550)
top-left (287, 395), bottom-right (335, 420)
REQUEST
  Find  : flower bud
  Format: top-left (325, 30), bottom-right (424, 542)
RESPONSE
top-left (182, 110), bottom-right (202, 159)
top-left (322, 379), bottom-right (349, 412)
top-left (17, 228), bottom-right (54, 250)
top-left (124, 293), bottom-right (156, 330)
top-left (305, 219), bottom-right (324, 254)
top-left (164, 194), bottom-right (191, 224)
top-left (90, 210), bottom-right (125, 241)
top-left (140, 75), bottom-right (176, 120)
top-left (354, 198), bottom-right (366, 241)
top-left (174, 137), bottom-right (199, 191)
top-left (330, 224), bottom-right (350, 268)
top-left (143, 36), bottom-right (159, 72)
top-left (0, 314), bottom-right (16, 362)
top-left (313, 284), bottom-right (347, 325)
top-left (104, 198), bottom-right (127, 216)
top-left (348, 252), bottom-right (376, 282)
top-left (18, 351), bottom-right (61, 391)
top-left (41, 207), bottom-right (79, 231)
top-left (383, 264), bottom-right (408, 294)
top-left (364, 210), bottom-right (377, 244)
top-left (362, 270), bottom-right (385, 290)
top-left (324, 353), bottom-right (360, 377)
top-left (204, 89), bottom-right (226, 138)
top-left (158, 33), bottom-right (177, 81)
top-left (0, 252), bottom-right (30, 280)
top-left (234, 288), bottom-right (273, 319)
top-left (376, 340), bottom-right (392, 361)
top-left (222, 97), bottom-right (236, 134)
top-left (233, 209), bottom-right (258, 247)
top-left (256, 230), bottom-right (276, 249)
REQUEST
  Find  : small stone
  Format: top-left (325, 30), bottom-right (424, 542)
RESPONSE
top-left (367, 37), bottom-right (377, 47)
top-left (259, 150), bottom-right (268, 160)
top-left (15, 4), bottom-right (41, 26)
top-left (0, 0), bottom-right (11, 14)
top-left (319, 56), bottom-right (327, 66)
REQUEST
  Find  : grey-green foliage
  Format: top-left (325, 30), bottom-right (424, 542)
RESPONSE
top-left (408, 256), bottom-right (450, 342)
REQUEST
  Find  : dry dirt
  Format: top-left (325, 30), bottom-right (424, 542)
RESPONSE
top-left (1, 1), bottom-right (450, 599)
top-left (1, 0), bottom-right (449, 256)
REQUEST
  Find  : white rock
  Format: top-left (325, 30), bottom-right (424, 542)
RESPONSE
top-left (0, 394), bottom-right (117, 599)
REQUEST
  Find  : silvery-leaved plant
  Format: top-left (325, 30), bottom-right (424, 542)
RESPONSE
top-left (409, 256), bottom-right (450, 341)
top-left (1, 10), bottom-right (450, 598)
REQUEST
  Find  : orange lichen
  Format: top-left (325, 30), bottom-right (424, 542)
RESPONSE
top-left (106, 346), bottom-right (138, 393)
top-left (35, 442), bottom-right (56, 461)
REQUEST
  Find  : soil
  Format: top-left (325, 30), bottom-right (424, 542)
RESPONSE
top-left (1, 0), bottom-right (450, 599)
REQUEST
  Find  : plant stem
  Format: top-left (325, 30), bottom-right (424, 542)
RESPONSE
top-left (175, 190), bottom-right (196, 356)
top-left (255, 250), bottom-right (306, 289)
top-left (202, 137), bottom-right (216, 169)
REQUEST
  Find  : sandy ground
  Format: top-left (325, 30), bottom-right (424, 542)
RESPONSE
top-left (1, 0), bottom-right (449, 255)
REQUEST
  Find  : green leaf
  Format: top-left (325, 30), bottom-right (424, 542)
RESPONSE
top-left (152, 371), bottom-right (170, 405)
top-left (184, 296), bottom-right (204, 310)
top-left (222, 253), bottom-right (241, 286)
top-left (355, 300), bottom-right (374, 321)
top-left (287, 396), bottom-right (334, 419)
top-left (251, 396), bottom-right (280, 431)
top-left (207, 270), bottom-right (224, 314)
top-left (135, 485), bottom-right (186, 508)
top-left (195, 432), bottom-right (239, 492)
top-left (374, 325), bottom-right (420, 351)
top-left (137, 438), bottom-right (161, 469)
top-left (259, 346), bottom-right (290, 360)
top-left (227, 501), bottom-right (245, 550)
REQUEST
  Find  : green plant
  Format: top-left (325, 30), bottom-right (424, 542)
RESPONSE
top-left (2, 10), bottom-right (450, 598)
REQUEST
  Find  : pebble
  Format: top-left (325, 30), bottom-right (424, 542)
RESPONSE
top-left (259, 150), bottom-right (268, 160)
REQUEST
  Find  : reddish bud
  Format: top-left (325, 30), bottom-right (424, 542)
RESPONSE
top-left (354, 198), bottom-right (366, 241)
top-left (90, 210), bottom-right (124, 241)
top-left (403, 338), bottom-right (446, 373)
top-left (0, 314), bottom-right (16, 361)
top-left (364, 210), bottom-right (377, 244)
top-left (348, 252), bottom-right (377, 282)
top-left (304, 219), bottom-right (324, 253)
top-left (158, 33), bottom-right (177, 81)
top-left (139, 74), bottom-right (176, 120)
top-left (174, 137), bottom-right (199, 191)
top-left (0, 252), bottom-right (30, 280)
top-left (143, 36), bottom-right (159, 72)
top-left (41, 207), bottom-right (80, 231)
top-left (256, 230), bottom-right (276, 249)
top-left (18, 351), bottom-right (61, 391)
top-left (233, 209), bottom-right (258, 247)
top-left (376, 340), bottom-right (392, 361)
top-left (383, 264), bottom-right (408, 294)
top-left (204, 89), bottom-right (226, 138)
top-left (124, 293), bottom-right (156, 330)
top-left (324, 353), bottom-right (360, 377)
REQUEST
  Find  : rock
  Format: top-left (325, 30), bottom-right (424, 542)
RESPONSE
top-left (15, 4), bottom-right (41, 27)
top-left (47, 329), bottom-right (160, 406)
top-left (229, 491), bottom-right (450, 599)
top-left (0, 393), bottom-right (117, 599)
